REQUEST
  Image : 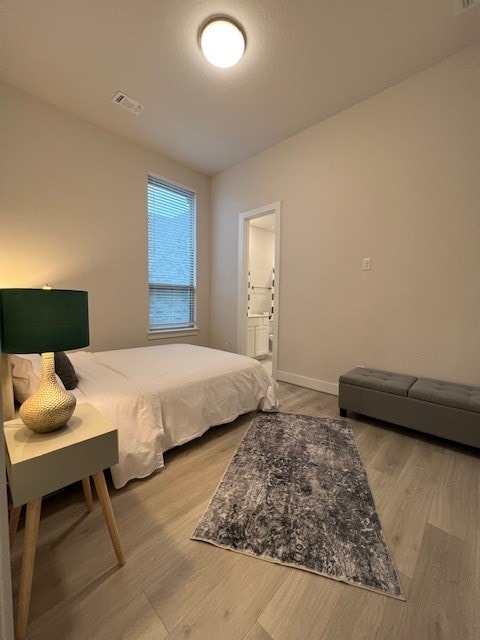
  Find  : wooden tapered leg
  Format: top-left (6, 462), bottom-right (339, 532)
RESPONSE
top-left (81, 477), bottom-right (94, 512)
top-left (9, 505), bottom-right (22, 549)
top-left (16, 497), bottom-right (42, 640)
top-left (91, 471), bottom-right (125, 567)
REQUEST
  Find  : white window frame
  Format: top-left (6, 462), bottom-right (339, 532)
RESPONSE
top-left (147, 172), bottom-right (198, 337)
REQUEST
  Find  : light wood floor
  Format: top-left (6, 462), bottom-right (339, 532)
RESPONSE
top-left (10, 382), bottom-right (479, 640)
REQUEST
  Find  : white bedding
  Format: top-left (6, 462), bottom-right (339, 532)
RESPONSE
top-left (69, 344), bottom-right (277, 488)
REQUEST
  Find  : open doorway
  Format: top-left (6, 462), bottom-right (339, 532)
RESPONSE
top-left (237, 202), bottom-right (280, 378)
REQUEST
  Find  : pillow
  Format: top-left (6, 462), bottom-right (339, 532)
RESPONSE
top-left (11, 354), bottom-right (66, 403)
top-left (54, 352), bottom-right (79, 390)
top-left (11, 354), bottom-right (42, 404)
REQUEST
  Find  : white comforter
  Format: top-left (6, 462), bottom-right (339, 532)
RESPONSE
top-left (69, 345), bottom-right (277, 488)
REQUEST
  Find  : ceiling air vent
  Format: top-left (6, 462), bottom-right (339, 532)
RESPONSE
top-left (454, 0), bottom-right (479, 14)
top-left (111, 91), bottom-right (145, 115)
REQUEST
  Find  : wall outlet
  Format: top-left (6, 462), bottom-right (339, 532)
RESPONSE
top-left (362, 257), bottom-right (371, 271)
top-left (355, 363), bottom-right (366, 368)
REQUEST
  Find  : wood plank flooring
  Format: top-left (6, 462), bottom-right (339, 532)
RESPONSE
top-left (9, 381), bottom-right (479, 640)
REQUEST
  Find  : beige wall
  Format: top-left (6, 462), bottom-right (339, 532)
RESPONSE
top-left (0, 82), bottom-right (210, 351)
top-left (211, 44), bottom-right (480, 390)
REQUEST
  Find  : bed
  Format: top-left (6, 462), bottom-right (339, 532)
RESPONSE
top-left (8, 344), bottom-right (277, 488)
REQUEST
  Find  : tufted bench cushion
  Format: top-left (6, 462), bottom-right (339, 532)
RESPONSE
top-left (409, 378), bottom-right (480, 414)
top-left (339, 368), bottom-right (416, 397)
top-left (338, 367), bottom-right (480, 448)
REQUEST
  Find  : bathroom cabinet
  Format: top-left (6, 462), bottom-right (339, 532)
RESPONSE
top-left (246, 315), bottom-right (269, 358)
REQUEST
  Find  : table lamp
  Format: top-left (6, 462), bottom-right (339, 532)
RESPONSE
top-left (0, 288), bottom-right (89, 433)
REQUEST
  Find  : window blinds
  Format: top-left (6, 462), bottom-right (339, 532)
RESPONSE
top-left (147, 174), bottom-right (196, 331)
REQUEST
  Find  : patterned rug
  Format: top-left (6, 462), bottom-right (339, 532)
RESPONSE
top-left (192, 412), bottom-right (404, 599)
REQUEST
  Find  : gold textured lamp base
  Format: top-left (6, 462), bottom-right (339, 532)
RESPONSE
top-left (19, 352), bottom-right (76, 433)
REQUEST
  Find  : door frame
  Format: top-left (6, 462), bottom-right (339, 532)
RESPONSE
top-left (237, 201), bottom-right (281, 377)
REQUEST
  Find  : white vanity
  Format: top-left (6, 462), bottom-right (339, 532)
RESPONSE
top-left (246, 314), bottom-right (270, 358)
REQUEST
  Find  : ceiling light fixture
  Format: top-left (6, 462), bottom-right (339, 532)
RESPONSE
top-left (199, 17), bottom-right (246, 69)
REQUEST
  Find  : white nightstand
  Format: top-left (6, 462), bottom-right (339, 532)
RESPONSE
top-left (4, 402), bottom-right (126, 640)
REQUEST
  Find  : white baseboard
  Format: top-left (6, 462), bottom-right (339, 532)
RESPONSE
top-left (275, 370), bottom-right (339, 396)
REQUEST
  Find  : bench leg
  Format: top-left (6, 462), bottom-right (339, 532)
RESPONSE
top-left (339, 408), bottom-right (347, 417)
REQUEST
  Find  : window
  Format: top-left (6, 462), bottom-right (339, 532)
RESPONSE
top-left (147, 174), bottom-right (196, 332)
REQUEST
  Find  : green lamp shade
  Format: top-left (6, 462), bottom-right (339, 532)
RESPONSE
top-left (0, 288), bottom-right (89, 354)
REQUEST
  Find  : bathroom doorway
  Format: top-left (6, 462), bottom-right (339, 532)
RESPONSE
top-left (237, 202), bottom-right (280, 378)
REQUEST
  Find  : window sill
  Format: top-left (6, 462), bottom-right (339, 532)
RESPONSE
top-left (148, 327), bottom-right (199, 340)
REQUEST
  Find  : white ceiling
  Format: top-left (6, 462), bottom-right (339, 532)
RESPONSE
top-left (1, 1), bottom-right (478, 176)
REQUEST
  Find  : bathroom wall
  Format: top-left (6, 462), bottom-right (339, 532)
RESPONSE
top-left (248, 224), bottom-right (275, 316)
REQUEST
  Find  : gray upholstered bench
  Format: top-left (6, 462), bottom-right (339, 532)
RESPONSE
top-left (338, 367), bottom-right (480, 448)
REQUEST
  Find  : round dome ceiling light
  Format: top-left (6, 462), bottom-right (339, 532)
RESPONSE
top-left (199, 18), bottom-right (246, 69)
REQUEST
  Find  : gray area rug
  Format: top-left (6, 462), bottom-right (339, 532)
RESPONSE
top-left (192, 412), bottom-right (404, 599)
